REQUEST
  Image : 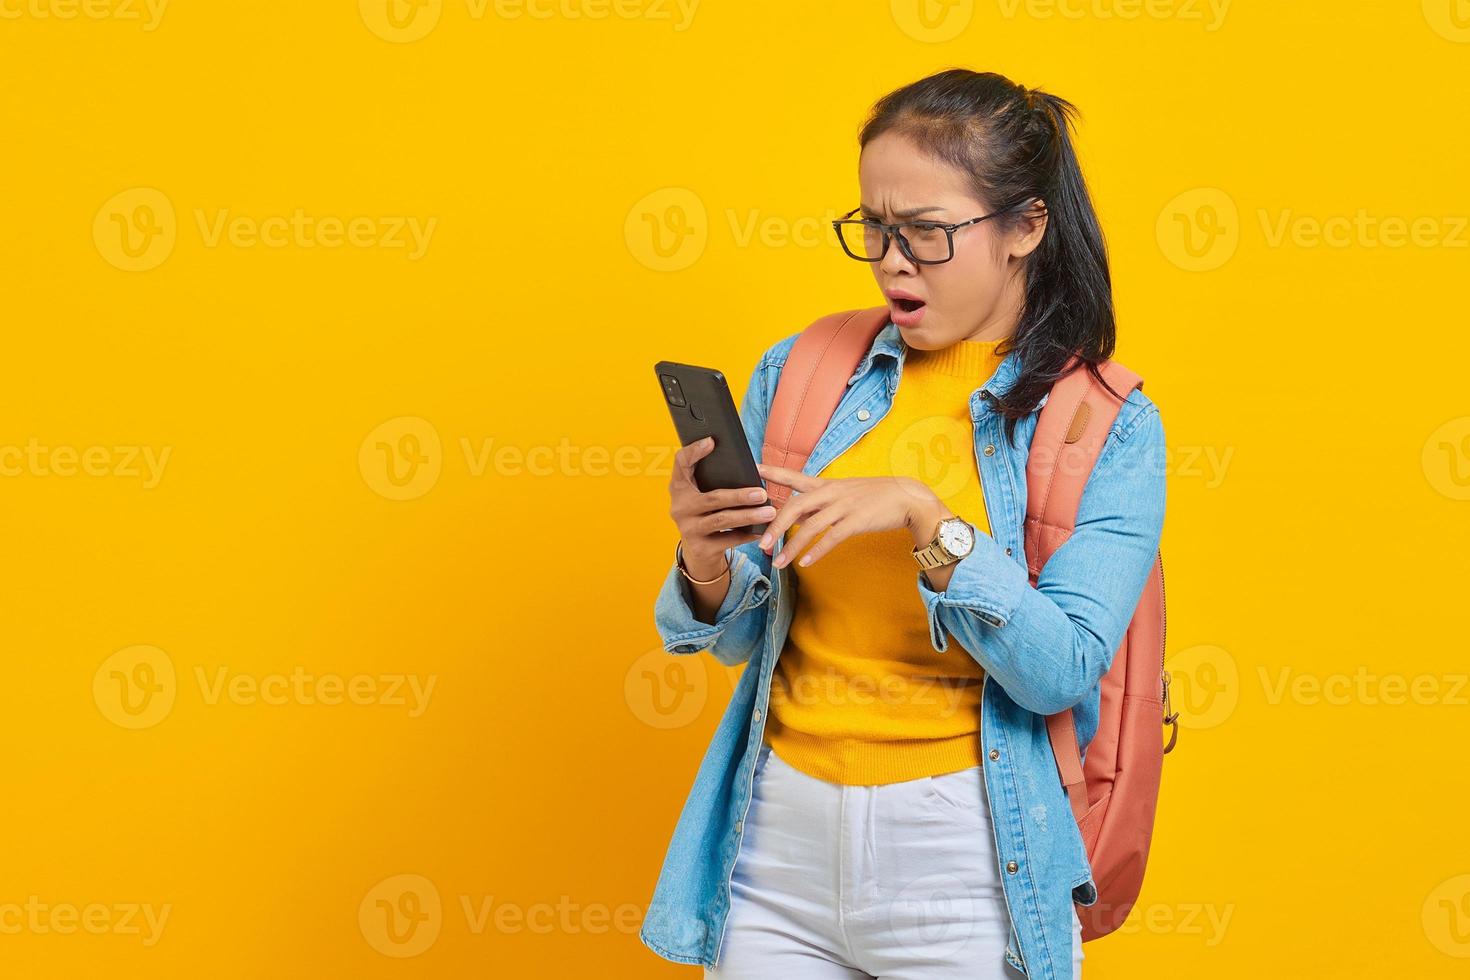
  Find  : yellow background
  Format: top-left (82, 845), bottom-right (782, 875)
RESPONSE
top-left (2, 1), bottom-right (1468, 976)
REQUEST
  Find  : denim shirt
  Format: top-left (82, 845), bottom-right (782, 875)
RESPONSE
top-left (639, 320), bottom-right (1166, 978)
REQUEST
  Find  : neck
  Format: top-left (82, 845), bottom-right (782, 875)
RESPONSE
top-left (967, 281), bottom-right (1026, 342)
top-left (963, 314), bottom-right (1018, 344)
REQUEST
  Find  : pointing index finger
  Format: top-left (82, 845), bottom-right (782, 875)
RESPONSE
top-left (757, 462), bottom-right (819, 491)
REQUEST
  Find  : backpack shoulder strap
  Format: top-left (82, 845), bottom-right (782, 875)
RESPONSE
top-left (1024, 357), bottom-right (1144, 576)
top-left (761, 306), bottom-right (889, 509)
top-left (1025, 356), bottom-right (1144, 824)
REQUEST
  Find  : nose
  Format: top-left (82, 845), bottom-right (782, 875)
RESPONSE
top-left (878, 231), bottom-right (918, 276)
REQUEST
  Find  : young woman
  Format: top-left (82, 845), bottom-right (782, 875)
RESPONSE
top-left (640, 68), bottom-right (1166, 980)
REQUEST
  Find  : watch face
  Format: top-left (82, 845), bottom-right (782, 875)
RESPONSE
top-left (939, 519), bottom-right (974, 556)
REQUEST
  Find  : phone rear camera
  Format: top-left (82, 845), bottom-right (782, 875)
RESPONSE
top-left (661, 374), bottom-right (687, 407)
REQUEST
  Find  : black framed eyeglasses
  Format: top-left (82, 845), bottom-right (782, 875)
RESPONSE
top-left (831, 201), bottom-right (1034, 264)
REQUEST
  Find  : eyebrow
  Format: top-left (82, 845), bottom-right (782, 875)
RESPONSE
top-left (859, 204), bottom-right (947, 220)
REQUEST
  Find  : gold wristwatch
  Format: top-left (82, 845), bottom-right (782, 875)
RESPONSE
top-left (911, 515), bottom-right (976, 570)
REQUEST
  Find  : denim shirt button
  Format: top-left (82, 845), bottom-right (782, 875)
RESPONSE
top-left (752, 708), bottom-right (761, 721)
top-left (1006, 860), bottom-right (1019, 874)
top-left (1004, 546), bottom-right (1012, 556)
top-left (989, 748), bottom-right (1000, 761)
top-left (857, 409), bottom-right (871, 422)
top-left (983, 443), bottom-right (995, 456)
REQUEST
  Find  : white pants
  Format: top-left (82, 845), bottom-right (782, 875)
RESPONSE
top-left (708, 741), bottom-right (1084, 979)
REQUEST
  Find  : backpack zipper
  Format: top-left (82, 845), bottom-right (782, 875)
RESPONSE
top-left (1158, 551), bottom-right (1168, 660)
top-left (1158, 551), bottom-right (1178, 753)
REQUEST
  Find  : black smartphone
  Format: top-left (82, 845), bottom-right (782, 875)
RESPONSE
top-left (655, 360), bottom-right (768, 536)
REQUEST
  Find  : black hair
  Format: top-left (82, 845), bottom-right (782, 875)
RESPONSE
top-left (858, 68), bottom-right (1121, 444)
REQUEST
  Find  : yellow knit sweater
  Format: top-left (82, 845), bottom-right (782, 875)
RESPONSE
top-left (763, 336), bottom-right (1007, 785)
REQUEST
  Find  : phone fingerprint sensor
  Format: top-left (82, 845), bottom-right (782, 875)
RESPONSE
top-left (689, 402), bottom-right (705, 421)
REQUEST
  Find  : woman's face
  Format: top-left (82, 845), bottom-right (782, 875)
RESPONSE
top-left (856, 130), bottom-right (1046, 347)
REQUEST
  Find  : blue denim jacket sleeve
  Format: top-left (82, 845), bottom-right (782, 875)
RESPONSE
top-left (916, 399), bottom-right (1166, 715)
top-left (652, 356), bottom-right (777, 669)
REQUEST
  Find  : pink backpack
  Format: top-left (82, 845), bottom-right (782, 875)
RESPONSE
top-left (761, 306), bottom-right (1178, 942)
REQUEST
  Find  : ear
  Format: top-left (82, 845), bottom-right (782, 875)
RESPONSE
top-left (1007, 198), bottom-right (1049, 261)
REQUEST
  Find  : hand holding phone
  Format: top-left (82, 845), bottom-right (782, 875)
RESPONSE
top-left (656, 361), bottom-right (774, 572)
top-left (667, 437), bottom-right (775, 576)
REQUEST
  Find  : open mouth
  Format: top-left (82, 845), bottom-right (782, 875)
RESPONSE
top-left (893, 297), bottom-right (924, 313)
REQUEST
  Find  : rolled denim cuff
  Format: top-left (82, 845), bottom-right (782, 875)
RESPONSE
top-left (915, 529), bottom-right (1029, 652)
top-left (655, 547), bottom-right (771, 654)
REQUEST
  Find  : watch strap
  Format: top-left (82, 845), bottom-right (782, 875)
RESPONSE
top-left (912, 517), bottom-right (969, 569)
top-left (912, 541), bottom-right (949, 569)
